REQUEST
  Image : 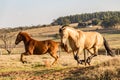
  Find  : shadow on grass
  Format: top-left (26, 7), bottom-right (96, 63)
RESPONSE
top-left (63, 66), bottom-right (97, 80)
top-left (63, 61), bottom-right (120, 80)
top-left (30, 57), bottom-right (120, 79)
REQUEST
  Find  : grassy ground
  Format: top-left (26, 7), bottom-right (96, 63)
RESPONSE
top-left (0, 54), bottom-right (119, 80)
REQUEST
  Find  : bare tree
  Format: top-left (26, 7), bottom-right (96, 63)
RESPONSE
top-left (0, 30), bottom-right (16, 55)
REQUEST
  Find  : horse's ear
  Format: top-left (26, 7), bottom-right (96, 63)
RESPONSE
top-left (59, 26), bottom-right (66, 33)
top-left (59, 28), bottom-right (62, 33)
top-left (62, 26), bottom-right (66, 30)
top-left (18, 31), bottom-right (22, 35)
top-left (18, 31), bottom-right (25, 36)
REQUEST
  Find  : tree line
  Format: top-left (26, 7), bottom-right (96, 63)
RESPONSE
top-left (51, 11), bottom-right (120, 28)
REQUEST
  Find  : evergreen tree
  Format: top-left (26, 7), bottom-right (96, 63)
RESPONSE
top-left (51, 11), bottom-right (120, 28)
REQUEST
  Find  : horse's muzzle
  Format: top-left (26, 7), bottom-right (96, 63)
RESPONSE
top-left (61, 43), bottom-right (69, 53)
top-left (15, 41), bottom-right (19, 45)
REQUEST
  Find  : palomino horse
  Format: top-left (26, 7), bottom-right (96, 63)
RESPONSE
top-left (59, 26), bottom-right (114, 65)
top-left (15, 31), bottom-right (61, 65)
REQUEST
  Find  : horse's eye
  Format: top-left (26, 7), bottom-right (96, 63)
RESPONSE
top-left (18, 35), bottom-right (21, 39)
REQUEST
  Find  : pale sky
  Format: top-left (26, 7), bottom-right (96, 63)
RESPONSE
top-left (0, 0), bottom-right (120, 28)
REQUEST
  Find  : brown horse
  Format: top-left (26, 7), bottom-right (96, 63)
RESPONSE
top-left (59, 26), bottom-right (115, 65)
top-left (15, 31), bottom-right (61, 65)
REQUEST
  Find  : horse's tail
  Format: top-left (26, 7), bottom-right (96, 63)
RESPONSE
top-left (103, 37), bottom-right (115, 56)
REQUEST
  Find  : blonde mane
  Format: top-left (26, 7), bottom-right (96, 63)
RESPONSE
top-left (65, 27), bottom-right (85, 49)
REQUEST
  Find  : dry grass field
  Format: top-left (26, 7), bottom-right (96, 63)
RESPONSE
top-left (0, 54), bottom-right (120, 80)
top-left (0, 24), bottom-right (120, 80)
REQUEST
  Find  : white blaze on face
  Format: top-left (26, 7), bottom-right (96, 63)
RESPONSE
top-left (61, 37), bottom-right (67, 45)
top-left (61, 29), bottom-right (69, 45)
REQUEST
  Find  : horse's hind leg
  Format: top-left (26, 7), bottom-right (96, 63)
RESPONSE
top-left (87, 48), bottom-right (98, 65)
top-left (84, 50), bottom-right (87, 66)
top-left (87, 54), bottom-right (97, 65)
top-left (50, 52), bottom-right (59, 65)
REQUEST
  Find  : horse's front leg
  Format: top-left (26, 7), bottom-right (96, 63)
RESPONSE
top-left (73, 48), bottom-right (83, 65)
top-left (20, 52), bottom-right (29, 64)
top-left (75, 50), bottom-right (87, 65)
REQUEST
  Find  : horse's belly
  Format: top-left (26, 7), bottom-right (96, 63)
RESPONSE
top-left (84, 40), bottom-right (96, 49)
top-left (85, 37), bottom-right (103, 49)
top-left (85, 43), bottom-right (94, 49)
top-left (33, 49), bottom-right (47, 55)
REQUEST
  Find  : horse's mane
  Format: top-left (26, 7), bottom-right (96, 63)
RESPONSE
top-left (19, 31), bottom-right (31, 39)
top-left (63, 26), bottom-right (84, 34)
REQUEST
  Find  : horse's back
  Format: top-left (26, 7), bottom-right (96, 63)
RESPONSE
top-left (45, 40), bottom-right (60, 51)
top-left (44, 40), bottom-right (60, 46)
top-left (33, 40), bottom-right (59, 54)
top-left (84, 31), bottom-right (103, 49)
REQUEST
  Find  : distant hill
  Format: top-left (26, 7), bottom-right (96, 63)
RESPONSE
top-left (51, 11), bottom-right (120, 28)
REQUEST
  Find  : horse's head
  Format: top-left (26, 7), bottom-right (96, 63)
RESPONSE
top-left (15, 32), bottom-right (23, 45)
top-left (59, 26), bottom-right (69, 52)
top-left (59, 26), bottom-right (69, 45)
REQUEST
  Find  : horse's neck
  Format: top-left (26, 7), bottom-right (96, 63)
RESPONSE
top-left (68, 28), bottom-right (85, 49)
top-left (23, 35), bottom-right (31, 45)
top-left (68, 28), bottom-right (80, 41)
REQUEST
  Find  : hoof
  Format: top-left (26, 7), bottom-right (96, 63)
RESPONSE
top-left (22, 61), bottom-right (27, 64)
top-left (87, 61), bottom-right (91, 65)
top-left (74, 55), bottom-right (79, 60)
top-left (79, 60), bottom-right (85, 64)
top-left (87, 58), bottom-right (91, 65)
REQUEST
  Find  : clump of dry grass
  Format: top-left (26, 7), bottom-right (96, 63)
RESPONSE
top-left (85, 56), bottom-right (120, 80)
top-left (43, 60), bottom-right (51, 67)
top-left (63, 56), bottom-right (120, 80)
top-left (0, 55), bottom-right (120, 80)
top-left (100, 57), bottom-right (120, 67)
